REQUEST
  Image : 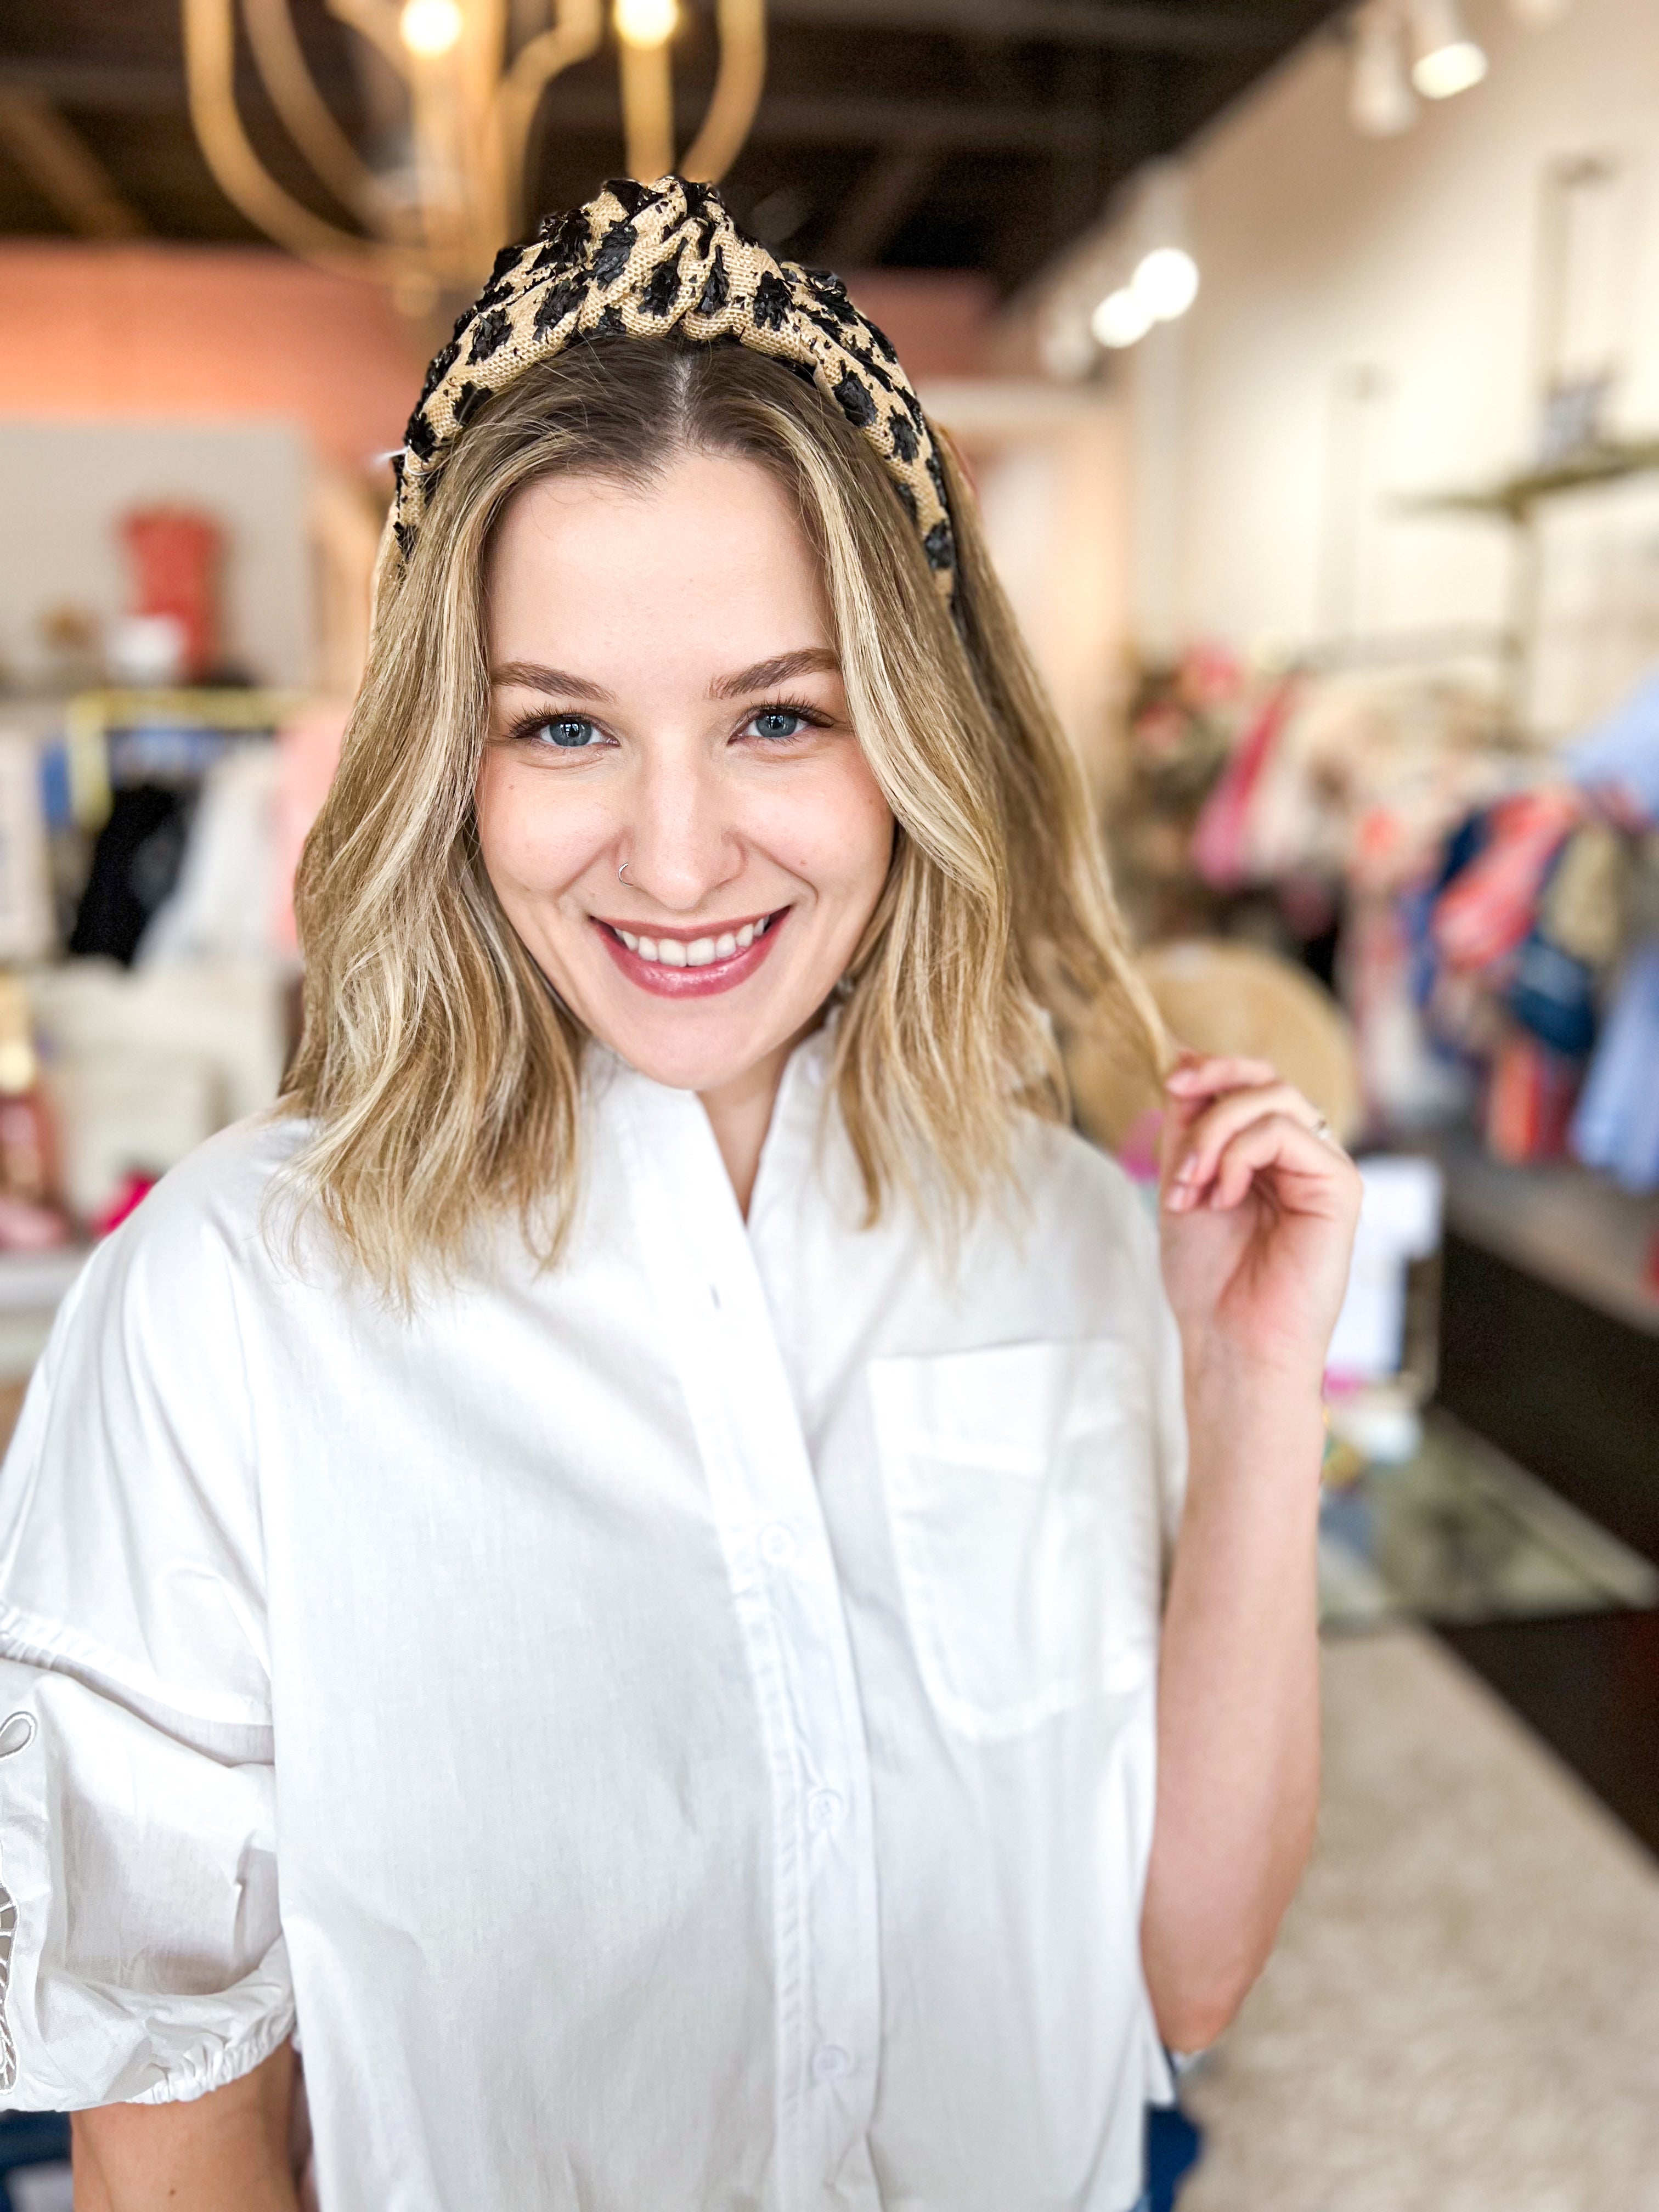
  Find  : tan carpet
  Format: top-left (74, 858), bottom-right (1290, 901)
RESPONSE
top-left (1178, 1627), bottom-right (1659, 2212)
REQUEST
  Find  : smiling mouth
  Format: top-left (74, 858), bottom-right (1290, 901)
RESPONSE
top-left (591, 906), bottom-right (791, 997)
top-left (598, 909), bottom-right (780, 969)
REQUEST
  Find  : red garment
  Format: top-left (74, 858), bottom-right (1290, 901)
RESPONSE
top-left (121, 507), bottom-right (223, 682)
top-left (1431, 787), bottom-right (1581, 973)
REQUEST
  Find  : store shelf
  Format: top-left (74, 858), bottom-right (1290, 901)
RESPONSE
top-left (1429, 1128), bottom-right (1659, 1339)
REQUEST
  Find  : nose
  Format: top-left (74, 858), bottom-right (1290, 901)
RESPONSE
top-left (618, 741), bottom-right (744, 916)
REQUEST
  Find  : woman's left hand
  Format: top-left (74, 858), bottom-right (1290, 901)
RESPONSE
top-left (1157, 1053), bottom-right (1363, 1393)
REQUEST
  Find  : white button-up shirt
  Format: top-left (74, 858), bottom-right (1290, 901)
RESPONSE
top-left (0, 1034), bottom-right (1185, 2211)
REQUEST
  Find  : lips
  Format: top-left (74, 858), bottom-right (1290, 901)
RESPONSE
top-left (592, 907), bottom-right (789, 998)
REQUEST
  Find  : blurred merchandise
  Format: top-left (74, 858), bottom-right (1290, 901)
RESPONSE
top-left (1326, 1154), bottom-right (1443, 1391)
top-left (1569, 940), bottom-right (1659, 1191)
top-left (120, 507), bottom-right (222, 685)
top-left (1113, 637), bottom-right (1659, 1182)
top-left (34, 605), bottom-right (101, 696)
top-left (139, 744), bottom-right (283, 968)
top-left (272, 704), bottom-right (347, 958)
top-left (1066, 935), bottom-right (1359, 1155)
top-left (27, 959), bottom-right (286, 1225)
top-left (0, 733), bottom-right (55, 966)
top-left (105, 613), bottom-right (189, 691)
top-left (66, 783), bottom-right (193, 965)
top-left (0, 975), bottom-right (66, 1252)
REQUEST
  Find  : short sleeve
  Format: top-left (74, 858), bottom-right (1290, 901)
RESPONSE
top-left (0, 1159), bottom-right (294, 2109)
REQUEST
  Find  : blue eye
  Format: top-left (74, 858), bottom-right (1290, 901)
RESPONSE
top-left (749, 709), bottom-right (808, 741)
top-left (539, 716), bottom-right (597, 748)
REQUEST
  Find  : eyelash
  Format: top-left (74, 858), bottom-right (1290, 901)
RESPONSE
top-left (503, 697), bottom-right (833, 752)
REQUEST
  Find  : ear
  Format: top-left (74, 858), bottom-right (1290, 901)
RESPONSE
top-left (0, 1714), bottom-right (35, 1762)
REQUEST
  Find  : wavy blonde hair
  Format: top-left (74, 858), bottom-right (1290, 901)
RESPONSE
top-left (283, 337), bottom-right (1164, 1296)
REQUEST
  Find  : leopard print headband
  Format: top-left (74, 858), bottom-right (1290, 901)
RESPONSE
top-left (386, 174), bottom-right (957, 603)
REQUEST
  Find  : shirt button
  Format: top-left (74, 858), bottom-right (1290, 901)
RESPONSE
top-left (806, 1788), bottom-right (844, 1831)
top-left (811, 2044), bottom-right (851, 2083)
top-left (759, 1523), bottom-right (798, 1567)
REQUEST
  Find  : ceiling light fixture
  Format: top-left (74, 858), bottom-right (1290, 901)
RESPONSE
top-left (1408, 0), bottom-right (1489, 98)
top-left (1091, 286), bottom-right (1154, 350)
top-left (1350, 0), bottom-right (1417, 136)
top-left (182, 0), bottom-right (766, 312)
top-left (614, 0), bottom-right (678, 45)
top-left (1132, 245), bottom-right (1199, 321)
top-left (398, 0), bottom-right (464, 57)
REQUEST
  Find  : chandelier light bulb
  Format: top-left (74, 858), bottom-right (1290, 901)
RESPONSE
top-left (398, 0), bottom-right (464, 57)
top-left (1091, 286), bottom-right (1154, 351)
top-left (615, 0), bottom-right (679, 48)
top-left (1408, 0), bottom-right (1488, 98)
top-left (1131, 246), bottom-right (1200, 321)
top-left (1350, 0), bottom-right (1416, 136)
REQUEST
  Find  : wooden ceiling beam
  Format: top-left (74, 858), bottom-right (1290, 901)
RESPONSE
top-left (764, 0), bottom-right (1293, 53)
top-left (0, 63), bottom-right (1108, 153)
top-left (0, 90), bottom-right (149, 236)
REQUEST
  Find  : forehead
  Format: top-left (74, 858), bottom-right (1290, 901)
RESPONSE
top-left (485, 451), bottom-right (831, 676)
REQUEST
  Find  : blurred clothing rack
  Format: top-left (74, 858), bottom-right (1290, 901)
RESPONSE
top-left (61, 687), bottom-right (302, 829)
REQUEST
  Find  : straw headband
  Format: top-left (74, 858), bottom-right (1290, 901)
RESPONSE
top-left (387, 174), bottom-right (957, 603)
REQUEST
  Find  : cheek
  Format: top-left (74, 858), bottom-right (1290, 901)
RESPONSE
top-left (474, 757), bottom-right (604, 899)
top-left (769, 752), bottom-right (894, 903)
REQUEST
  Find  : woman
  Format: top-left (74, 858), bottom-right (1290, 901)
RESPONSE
top-left (0, 179), bottom-right (1357, 2210)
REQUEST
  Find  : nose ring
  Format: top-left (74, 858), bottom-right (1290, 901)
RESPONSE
top-left (618, 861), bottom-right (629, 882)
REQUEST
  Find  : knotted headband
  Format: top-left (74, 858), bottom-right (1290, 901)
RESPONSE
top-left (387, 174), bottom-right (957, 602)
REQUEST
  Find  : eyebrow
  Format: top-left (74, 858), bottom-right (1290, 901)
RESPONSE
top-left (488, 645), bottom-right (840, 706)
top-left (489, 661), bottom-right (616, 702)
top-left (708, 647), bottom-right (840, 699)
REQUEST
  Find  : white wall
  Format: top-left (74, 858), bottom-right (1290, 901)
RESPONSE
top-left (0, 419), bottom-right (314, 690)
top-left (1096, 0), bottom-right (1659, 733)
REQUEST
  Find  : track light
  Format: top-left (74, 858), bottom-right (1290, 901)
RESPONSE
top-left (1091, 287), bottom-right (1153, 349)
top-left (1132, 246), bottom-right (1199, 321)
top-left (1409, 0), bottom-right (1488, 98)
top-left (1350, 0), bottom-right (1416, 136)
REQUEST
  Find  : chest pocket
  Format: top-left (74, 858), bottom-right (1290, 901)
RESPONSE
top-left (868, 1339), bottom-right (1162, 1741)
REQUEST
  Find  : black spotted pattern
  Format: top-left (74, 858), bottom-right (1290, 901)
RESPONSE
top-left (467, 307), bottom-right (513, 363)
top-left (388, 176), bottom-right (957, 608)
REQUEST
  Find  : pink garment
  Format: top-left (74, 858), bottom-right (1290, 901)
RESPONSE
top-left (271, 703), bottom-right (348, 955)
top-left (1189, 678), bottom-right (1298, 890)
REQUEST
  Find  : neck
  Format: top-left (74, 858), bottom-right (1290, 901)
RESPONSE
top-left (698, 1032), bottom-right (803, 1217)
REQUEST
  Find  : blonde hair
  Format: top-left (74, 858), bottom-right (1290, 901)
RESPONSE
top-left (284, 337), bottom-right (1164, 1296)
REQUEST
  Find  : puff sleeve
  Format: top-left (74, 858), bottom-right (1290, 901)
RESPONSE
top-left (0, 1171), bottom-right (294, 2111)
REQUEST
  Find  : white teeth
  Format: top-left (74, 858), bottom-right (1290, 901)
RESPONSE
top-left (620, 917), bottom-right (775, 966)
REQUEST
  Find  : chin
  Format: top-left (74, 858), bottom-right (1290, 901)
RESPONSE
top-left (586, 995), bottom-right (788, 1094)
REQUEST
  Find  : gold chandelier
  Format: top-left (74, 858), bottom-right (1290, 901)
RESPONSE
top-left (181, 0), bottom-right (766, 311)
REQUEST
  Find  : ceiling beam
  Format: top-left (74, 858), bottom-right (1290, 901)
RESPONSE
top-left (823, 143), bottom-right (941, 263)
top-left (0, 64), bottom-right (1108, 154)
top-left (763, 0), bottom-right (1295, 52)
top-left (0, 91), bottom-right (148, 236)
top-left (544, 87), bottom-right (1109, 150)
